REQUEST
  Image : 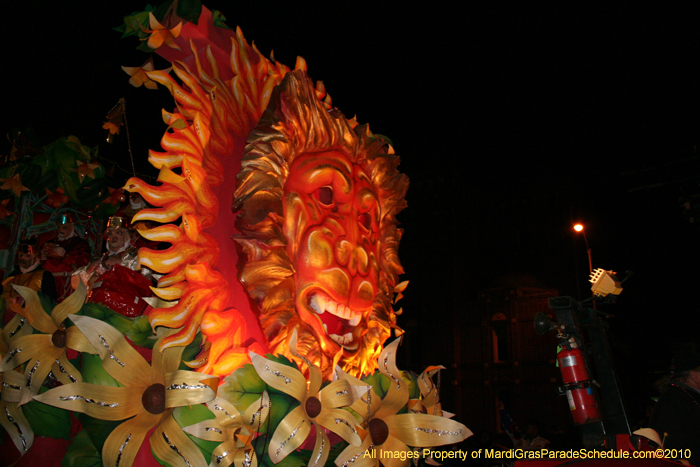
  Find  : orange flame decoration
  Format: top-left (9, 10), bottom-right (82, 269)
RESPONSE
top-left (125, 27), bottom-right (331, 375)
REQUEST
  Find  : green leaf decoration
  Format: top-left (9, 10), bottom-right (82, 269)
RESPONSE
top-left (361, 371), bottom-right (391, 399)
top-left (113, 7), bottom-right (155, 39)
top-left (403, 371), bottom-right (421, 400)
top-left (179, 332), bottom-right (203, 369)
top-left (76, 414), bottom-right (121, 458)
top-left (23, 387), bottom-right (72, 440)
top-left (254, 435), bottom-right (308, 467)
top-left (79, 302), bottom-right (155, 349)
top-left (175, 0), bottom-right (202, 25)
top-left (18, 163), bottom-right (42, 190)
top-left (219, 358), bottom-right (298, 437)
top-left (212, 10), bottom-right (231, 30)
top-left (80, 353), bottom-right (121, 387)
top-left (62, 429), bottom-right (102, 467)
top-left (172, 405), bottom-right (218, 461)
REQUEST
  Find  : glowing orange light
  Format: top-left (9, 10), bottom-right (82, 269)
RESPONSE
top-left (573, 224), bottom-right (584, 232)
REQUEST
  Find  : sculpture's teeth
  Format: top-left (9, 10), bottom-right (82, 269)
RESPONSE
top-left (330, 333), bottom-right (354, 345)
top-left (349, 315), bottom-right (360, 326)
top-left (326, 300), bottom-right (337, 315)
top-left (323, 324), bottom-right (328, 333)
top-left (310, 294), bottom-right (324, 314)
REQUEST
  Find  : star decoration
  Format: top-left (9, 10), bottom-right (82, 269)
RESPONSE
top-left (72, 160), bottom-right (100, 184)
top-left (0, 174), bottom-right (30, 197)
top-left (102, 186), bottom-right (126, 206)
top-left (122, 57), bottom-right (170, 89)
top-left (0, 198), bottom-right (13, 219)
top-left (140, 12), bottom-right (182, 50)
top-left (45, 188), bottom-right (70, 208)
top-left (101, 121), bottom-right (121, 135)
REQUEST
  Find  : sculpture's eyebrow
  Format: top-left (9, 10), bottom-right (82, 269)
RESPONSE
top-left (310, 164), bottom-right (351, 186)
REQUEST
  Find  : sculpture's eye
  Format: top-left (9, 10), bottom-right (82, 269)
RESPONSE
top-left (314, 186), bottom-right (333, 206)
top-left (358, 212), bottom-right (372, 231)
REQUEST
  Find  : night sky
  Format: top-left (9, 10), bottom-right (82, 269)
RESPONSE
top-left (2, 0), bottom-right (700, 424)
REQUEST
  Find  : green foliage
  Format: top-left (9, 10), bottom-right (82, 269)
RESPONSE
top-left (80, 353), bottom-right (121, 387)
top-left (62, 429), bottom-right (102, 467)
top-left (79, 302), bottom-right (155, 349)
top-left (23, 387), bottom-right (72, 440)
top-left (219, 355), bottom-right (299, 439)
top-left (175, 0), bottom-right (202, 25)
top-left (403, 371), bottom-right (421, 400)
top-left (253, 435), bottom-right (308, 467)
top-left (172, 405), bottom-right (218, 461)
top-left (212, 10), bottom-right (231, 30)
top-left (113, 6), bottom-right (155, 38)
top-left (75, 414), bottom-right (121, 459)
top-left (179, 331), bottom-right (203, 370)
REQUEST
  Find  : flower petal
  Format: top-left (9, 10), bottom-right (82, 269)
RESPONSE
top-left (316, 407), bottom-right (361, 446)
top-left (50, 281), bottom-right (86, 325)
top-left (0, 400), bottom-right (34, 457)
top-left (2, 315), bottom-right (32, 345)
top-left (242, 390), bottom-right (270, 429)
top-left (52, 352), bottom-right (83, 384)
top-left (151, 333), bottom-right (184, 381)
top-left (375, 339), bottom-right (408, 418)
top-left (163, 369), bottom-right (216, 408)
top-left (0, 333), bottom-right (53, 371)
top-left (11, 285), bottom-right (55, 334)
top-left (69, 314), bottom-right (150, 387)
top-left (24, 351), bottom-right (62, 405)
top-left (350, 388), bottom-right (382, 423)
top-left (33, 383), bottom-right (142, 420)
top-left (207, 396), bottom-right (242, 427)
top-left (151, 412), bottom-right (207, 467)
top-left (319, 380), bottom-right (362, 409)
top-left (249, 352), bottom-right (306, 402)
top-left (384, 413), bottom-right (471, 447)
top-left (309, 423), bottom-right (330, 467)
top-left (378, 435), bottom-right (409, 467)
top-left (181, 418), bottom-right (227, 442)
top-left (335, 434), bottom-right (375, 467)
top-left (1, 369), bottom-right (26, 403)
top-left (212, 440), bottom-right (255, 467)
top-left (102, 411), bottom-right (159, 467)
top-left (268, 405), bottom-right (310, 463)
top-left (66, 326), bottom-right (97, 354)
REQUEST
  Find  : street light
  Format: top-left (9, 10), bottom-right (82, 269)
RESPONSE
top-left (573, 223), bottom-right (593, 275)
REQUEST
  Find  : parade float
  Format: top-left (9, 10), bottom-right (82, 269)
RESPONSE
top-left (0, 2), bottom-right (471, 466)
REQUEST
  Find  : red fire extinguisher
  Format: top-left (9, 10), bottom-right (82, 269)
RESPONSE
top-left (557, 343), bottom-right (601, 425)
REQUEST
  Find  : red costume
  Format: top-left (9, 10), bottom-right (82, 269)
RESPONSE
top-left (41, 235), bottom-right (91, 301)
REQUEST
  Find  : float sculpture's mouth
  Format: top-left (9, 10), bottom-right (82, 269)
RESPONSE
top-left (308, 292), bottom-right (363, 350)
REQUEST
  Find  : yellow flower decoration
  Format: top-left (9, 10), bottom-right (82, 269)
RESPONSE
top-left (140, 12), bottom-right (182, 50)
top-left (0, 283), bottom-right (93, 405)
top-left (409, 365), bottom-right (453, 418)
top-left (0, 174), bottom-right (30, 197)
top-left (183, 392), bottom-right (270, 467)
top-left (122, 57), bottom-right (170, 90)
top-left (335, 339), bottom-right (471, 467)
top-left (249, 346), bottom-right (368, 467)
top-left (0, 315), bottom-right (34, 458)
top-left (34, 314), bottom-right (217, 467)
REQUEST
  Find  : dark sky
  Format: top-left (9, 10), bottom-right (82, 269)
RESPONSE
top-left (2, 1), bottom-right (700, 387)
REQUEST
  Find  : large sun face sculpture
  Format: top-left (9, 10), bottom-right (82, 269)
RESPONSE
top-left (233, 70), bottom-right (408, 376)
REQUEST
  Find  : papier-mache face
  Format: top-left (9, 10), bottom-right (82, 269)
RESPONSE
top-left (233, 70), bottom-right (408, 378)
top-left (284, 150), bottom-right (381, 353)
